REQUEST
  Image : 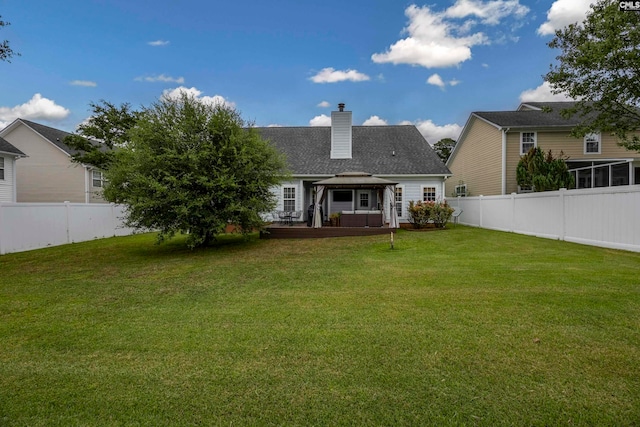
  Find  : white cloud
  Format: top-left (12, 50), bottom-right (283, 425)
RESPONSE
top-left (427, 74), bottom-right (446, 89)
top-left (427, 73), bottom-right (460, 89)
top-left (309, 114), bottom-right (331, 126)
top-left (310, 68), bottom-right (370, 83)
top-left (371, 1), bottom-right (530, 69)
top-left (317, 101), bottom-right (331, 108)
top-left (135, 74), bottom-right (185, 84)
top-left (519, 81), bottom-right (573, 102)
top-left (0, 94), bottom-right (70, 128)
top-left (537, 0), bottom-right (592, 36)
top-left (445, 0), bottom-right (529, 26)
top-left (161, 86), bottom-right (235, 108)
top-left (401, 119), bottom-right (463, 144)
top-left (70, 80), bottom-right (97, 87)
top-left (148, 40), bottom-right (170, 46)
top-left (362, 115), bottom-right (388, 126)
top-left (267, 124), bottom-right (283, 127)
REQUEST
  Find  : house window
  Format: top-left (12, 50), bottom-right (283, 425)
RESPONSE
top-left (359, 193), bottom-right (369, 208)
top-left (584, 133), bottom-right (601, 154)
top-left (332, 190), bottom-right (353, 202)
top-left (283, 187), bottom-right (296, 211)
top-left (455, 184), bottom-right (467, 197)
top-left (394, 187), bottom-right (403, 217)
top-left (92, 170), bottom-right (105, 187)
top-left (422, 186), bottom-right (436, 202)
top-left (0, 157), bottom-right (4, 180)
top-left (520, 132), bottom-right (536, 154)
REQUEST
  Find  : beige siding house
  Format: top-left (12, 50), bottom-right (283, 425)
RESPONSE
top-left (0, 136), bottom-right (26, 202)
top-left (446, 102), bottom-right (640, 196)
top-left (0, 119), bottom-right (106, 203)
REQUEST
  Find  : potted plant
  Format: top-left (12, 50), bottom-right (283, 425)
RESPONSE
top-left (329, 212), bottom-right (341, 226)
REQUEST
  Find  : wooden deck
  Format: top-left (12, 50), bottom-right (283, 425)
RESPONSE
top-left (261, 223), bottom-right (393, 239)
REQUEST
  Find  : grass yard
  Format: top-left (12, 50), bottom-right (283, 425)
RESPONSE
top-left (1, 226), bottom-right (639, 426)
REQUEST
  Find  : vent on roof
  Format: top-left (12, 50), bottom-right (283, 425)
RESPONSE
top-left (331, 103), bottom-right (352, 159)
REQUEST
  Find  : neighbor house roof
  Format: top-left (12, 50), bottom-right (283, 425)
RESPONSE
top-left (0, 136), bottom-right (26, 157)
top-left (19, 119), bottom-right (81, 156)
top-left (473, 101), bottom-right (582, 129)
top-left (256, 125), bottom-right (451, 176)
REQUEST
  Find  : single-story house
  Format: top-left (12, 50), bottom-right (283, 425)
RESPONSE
top-left (0, 136), bottom-right (26, 202)
top-left (257, 104), bottom-right (451, 226)
top-left (446, 101), bottom-right (640, 197)
top-left (0, 119), bottom-right (107, 203)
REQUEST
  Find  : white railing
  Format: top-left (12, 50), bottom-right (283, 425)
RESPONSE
top-left (0, 202), bottom-right (135, 255)
top-left (447, 186), bottom-right (640, 253)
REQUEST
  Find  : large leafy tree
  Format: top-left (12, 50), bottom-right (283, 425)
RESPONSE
top-left (545, 0), bottom-right (640, 151)
top-left (433, 137), bottom-right (456, 163)
top-left (516, 147), bottom-right (575, 192)
top-left (103, 94), bottom-right (288, 248)
top-left (64, 100), bottom-right (139, 170)
top-left (0, 15), bottom-right (19, 62)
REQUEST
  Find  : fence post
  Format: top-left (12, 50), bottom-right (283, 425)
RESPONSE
top-left (479, 195), bottom-right (484, 228)
top-left (64, 201), bottom-right (71, 244)
top-left (0, 203), bottom-right (4, 255)
top-left (559, 188), bottom-right (566, 241)
top-left (511, 192), bottom-right (517, 233)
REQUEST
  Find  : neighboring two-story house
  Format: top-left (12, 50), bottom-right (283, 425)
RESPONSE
top-left (0, 136), bottom-right (26, 202)
top-left (0, 119), bottom-right (106, 203)
top-left (446, 101), bottom-right (640, 197)
top-left (257, 104), bottom-right (451, 225)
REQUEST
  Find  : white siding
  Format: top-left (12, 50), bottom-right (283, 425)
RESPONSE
top-left (0, 156), bottom-right (15, 202)
top-left (331, 111), bottom-right (353, 159)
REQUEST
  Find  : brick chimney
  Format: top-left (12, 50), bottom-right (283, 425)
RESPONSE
top-left (331, 103), bottom-right (352, 159)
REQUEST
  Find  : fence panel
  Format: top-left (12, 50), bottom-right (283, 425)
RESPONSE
top-left (0, 202), bottom-right (134, 255)
top-left (447, 186), bottom-right (640, 253)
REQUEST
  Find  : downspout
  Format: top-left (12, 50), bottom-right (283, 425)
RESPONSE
top-left (84, 165), bottom-right (90, 204)
top-left (501, 128), bottom-right (510, 195)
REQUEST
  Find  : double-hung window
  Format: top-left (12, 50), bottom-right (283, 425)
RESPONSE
top-left (394, 187), bottom-right (403, 217)
top-left (520, 132), bottom-right (536, 154)
top-left (584, 133), bottom-right (601, 154)
top-left (455, 183), bottom-right (467, 197)
top-left (422, 186), bottom-right (436, 202)
top-left (0, 157), bottom-right (4, 180)
top-left (283, 187), bottom-right (296, 212)
top-left (92, 170), bottom-right (105, 187)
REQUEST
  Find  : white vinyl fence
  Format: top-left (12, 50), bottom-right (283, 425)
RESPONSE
top-left (0, 202), bottom-right (135, 255)
top-left (447, 185), bottom-right (640, 253)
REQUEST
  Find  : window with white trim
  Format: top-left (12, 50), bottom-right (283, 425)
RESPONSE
top-left (92, 170), bottom-right (105, 187)
top-left (422, 186), bottom-right (436, 202)
top-left (359, 192), bottom-right (369, 208)
top-left (584, 133), bottom-right (601, 154)
top-left (0, 157), bottom-right (4, 180)
top-left (520, 132), bottom-right (536, 154)
top-left (394, 187), bottom-right (403, 217)
top-left (455, 184), bottom-right (467, 197)
top-left (283, 187), bottom-right (296, 211)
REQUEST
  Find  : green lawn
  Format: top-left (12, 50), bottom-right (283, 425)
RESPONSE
top-left (1, 227), bottom-right (639, 426)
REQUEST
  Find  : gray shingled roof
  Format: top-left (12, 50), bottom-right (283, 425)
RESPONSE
top-left (474, 101), bottom-right (584, 128)
top-left (0, 136), bottom-right (25, 156)
top-left (20, 119), bottom-right (81, 155)
top-left (256, 125), bottom-right (451, 176)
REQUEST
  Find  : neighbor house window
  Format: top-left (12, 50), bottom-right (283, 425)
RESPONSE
top-left (0, 157), bottom-right (4, 180)
top-left (455, 184), bottom-right (467, 197)
top-left (283, 187), bottom-right (296, 211)
top-left (422, 186), bottom-right (436, 202)
top-left (92, 170), bottom-right (105, 187)
top-left (520, 132), bottom-right (537, 154)
top-left (394, 187), bottom-right (403, 217)
top-left (584, 133), bottom-right (601, 154)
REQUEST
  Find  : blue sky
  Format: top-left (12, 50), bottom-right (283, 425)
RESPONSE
top-left (1, 0), bottom-right (592, 143)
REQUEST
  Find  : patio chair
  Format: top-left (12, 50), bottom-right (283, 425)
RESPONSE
top-left (451, 208), bottom-right (462, 227)
top-left (290, 210), bottom-right (301, 224)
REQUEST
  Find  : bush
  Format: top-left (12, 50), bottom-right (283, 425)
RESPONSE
top-left (407, 200), bottom-right (454, 229)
